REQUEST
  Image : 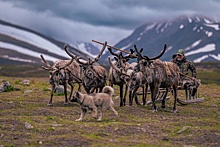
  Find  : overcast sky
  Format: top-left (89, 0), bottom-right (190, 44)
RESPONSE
top-left (0, 0), bottom-right (219, 46)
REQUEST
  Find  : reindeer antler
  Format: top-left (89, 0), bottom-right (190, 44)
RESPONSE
top-left (147, 44), bottom-right (167, 60)
top-left (134, 44), bottom-right (167, 61)
top-left (108, 56), bottom-right (128, 76)
top-left (134, 45), bottom-right (146, 61)
top-left (108, 47), bottom-right (119, 57)
top-left (89, 41), bottom-right (107, 65)
top-left (40, 54), bottom-right (52, 68)
top-left (64, 44), bottom-right (85, 65)
top-left (59, 58), bottom-right (74, 70)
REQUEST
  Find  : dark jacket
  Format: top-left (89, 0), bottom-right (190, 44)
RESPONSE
top-left (172, 56), bottom-right (197, 78)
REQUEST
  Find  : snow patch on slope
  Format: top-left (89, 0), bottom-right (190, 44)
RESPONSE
top-left (1, 55), bottom-right (35, 63)
top-left (180, 24), bottom-right (184, 29)
top-left (0, 24), bottom-right (69, 58)
top-left (0, 41), bottom-right (58, 62)
top-left (185, 44), bottom-right (216, 56)
top-left (209, 54), bottom-right (220, 61)
top-left (204, 24), bottom-right (220, 30)
top-left (74, 42), bottom-right (96, 58)
top-left (193, 55), bottom-right (209, 63)
top-left (185, 40), bottom-right (201, 51)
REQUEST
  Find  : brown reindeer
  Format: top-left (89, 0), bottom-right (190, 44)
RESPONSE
top-left (128, 71), bottom-right (148, 106)
top-left (65, 42), bottom-right (107, 94)
top-left (134, 44), bottom-right (180, 112)
top-left (108, 56), bottom-right (147, 106)
top-left (40, 45), bottom-right (82, 106)
top-left (108, 48), bottom-right (137, 106)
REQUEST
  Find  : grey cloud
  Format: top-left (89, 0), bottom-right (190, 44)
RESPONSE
top-left (0, 0), bottom-right (220, 45)
top-left (2, 0), bottom-right (220, 30)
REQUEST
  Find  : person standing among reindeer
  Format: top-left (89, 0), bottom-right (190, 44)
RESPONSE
top-left (172, 49), bottom-right (200, 97)
top-left (172, 49), bottom-right (197, 78)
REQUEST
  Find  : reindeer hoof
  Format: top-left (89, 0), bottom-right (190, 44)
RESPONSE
top-left (47, 103), bottom-right (53, 107)
top-left (152, 109), bottom-right (157, 112)
top-left (63, 102), bottom-right (69, 106)
top-left (172, 109), bottom-right (177, 113)
top-left (162, 105), bottom-right (166, 108)
top-left (75, 118), bottom-right (82, 121)
top-left (97, 118), bottom-right (102, 121)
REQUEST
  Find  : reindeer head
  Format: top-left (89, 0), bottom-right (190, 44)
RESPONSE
top-left (77, 42), bottom-right (107, 76)
top-left (108, 47), bottom-right (135, 71)
top-left (40, 45), bottom-right (74, 85)
top-left (134, 44), bottom-right (167, 72)
top-left (108, 56), bottom-right (131, 82)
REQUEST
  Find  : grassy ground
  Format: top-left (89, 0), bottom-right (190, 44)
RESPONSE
top-left (0, 76), bottom-right (219, 147)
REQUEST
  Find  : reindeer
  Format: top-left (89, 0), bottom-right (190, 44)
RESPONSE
top-left (134, 44), bottom-right (180, 112)
top-left (128, 71), bottom-right (148, 106)
top-left (65, 42), bottom-right (107, 94)
top-left (108, 56), bottom-right (148, 106)
top-left (40, 45), bottom-right (82, 106)
top-left (108, 47), bottom-right (137, 106)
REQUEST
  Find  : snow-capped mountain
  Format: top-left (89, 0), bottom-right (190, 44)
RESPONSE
top-left (0, 20), bottom-right (94, 65)
top-left (101, 15), bottom-right (220, 63)
top-left (1, 15), bottom-right (220, 68)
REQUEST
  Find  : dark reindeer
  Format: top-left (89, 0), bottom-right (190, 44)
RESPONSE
top-left (40, 45), bottom-right (82, 106)
top-left (65, 42), bottom-right (107, 94)
top-left (134, 44), bottom-right (180, 112)
top-left (108, 48), bottom-right (136, 106)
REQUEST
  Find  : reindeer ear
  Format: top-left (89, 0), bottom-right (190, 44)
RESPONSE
top-left (140, 48), bottom-right (143, 53)
top-left (114, 57), bottom-right (118, 61)
top-left (126, 58), bottom-right (130, 62)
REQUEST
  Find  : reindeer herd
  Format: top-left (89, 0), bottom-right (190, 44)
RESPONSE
top-left (41, 41), bottom-right (181, 112)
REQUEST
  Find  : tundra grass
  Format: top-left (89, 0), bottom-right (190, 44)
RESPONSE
top-left (0, 76), bottom-right (219, 146)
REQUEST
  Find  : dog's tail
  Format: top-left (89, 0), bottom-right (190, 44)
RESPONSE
top-left (102, 86), bottom-right (114, 97)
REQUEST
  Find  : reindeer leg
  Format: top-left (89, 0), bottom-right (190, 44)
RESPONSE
top-left (48, 84), bottom-right (55, 106)
top-left (68, 82), bottom-right (75, 102)
top-left (143, 85), bottom-right (148, 106)
top-left (63, 82), bottom-right (69, 106)
top-left (90, 87), bottom-right (96, 94)
top-left (100, 86), bottom-right (104, 93)
top-left (123, 85), bottom-right (128, 106)
top-left (133, 86), bottom-right (141, 105)
top-left (110, 82), bottom-right (113, 87)
top-left (161, 87), bottom-right (168, 108)
top-left (78, 82), bottom-right (82, 92)
top-left (150, 84), bottom-right (159, 112)
top-left (120, 84), bottom-right (124, 107)
top-left (173, 86), bottom-right (178, 113)
top-left (129, 90), bottom-right (133, 106)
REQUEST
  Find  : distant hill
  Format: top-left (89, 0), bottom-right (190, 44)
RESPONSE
top-left (1, 15), bottom-right (220, 68)
top-left (101, 15), bottom-right (220, 63)
top-left (0, 19), bottom-right (95, 66)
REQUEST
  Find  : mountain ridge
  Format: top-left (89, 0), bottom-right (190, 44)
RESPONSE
top-left (0, 15), bottom-right (220, 67)
top-left (101, 15), bottom-right (220, 63)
